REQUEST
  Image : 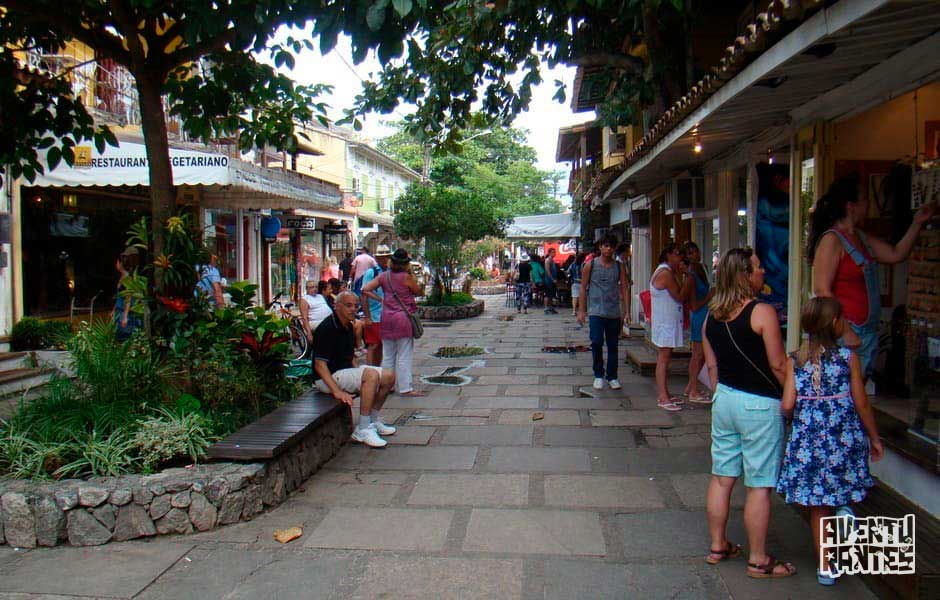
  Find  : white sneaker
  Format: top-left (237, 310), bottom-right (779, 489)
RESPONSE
top-left (351, 425), bottom-right (387, 448)
top-left (608, 379), bottom-right (622, 390)
top-left (373, 421), bottom-right (396, 436)
top-left (593, 378), bottom-right (604, 390)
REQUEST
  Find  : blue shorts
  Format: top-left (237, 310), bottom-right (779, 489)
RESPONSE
top-left (848, 321), bottom-right (878, 378)
top-left (711, 384), bottom-right (784, 488)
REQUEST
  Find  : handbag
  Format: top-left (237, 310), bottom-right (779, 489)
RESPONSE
top-left (386, 271), bottom-right (424, 339)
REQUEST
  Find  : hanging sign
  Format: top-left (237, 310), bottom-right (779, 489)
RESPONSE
top-left (285, 217), bottom-right (317, 230)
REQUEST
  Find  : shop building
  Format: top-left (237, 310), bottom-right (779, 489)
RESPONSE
top-left (574, 0), bottom-right (940, 569)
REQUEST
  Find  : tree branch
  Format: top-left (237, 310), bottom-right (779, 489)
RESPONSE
top-left (168, 28), bottom-right (239, 68)
top-left (568, 53), bottom-right (644, 75)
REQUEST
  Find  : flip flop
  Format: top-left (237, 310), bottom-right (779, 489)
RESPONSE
top-left (705, 541), bottom-right (741, 565)
top-left (669, 395), bottom-right (686, 404)
top-left (398, 390), bottom-right (428, 397)
top-left (658, 401), bottom-right (682, 412)
top-left (688, 394), bottom-right (713, 404)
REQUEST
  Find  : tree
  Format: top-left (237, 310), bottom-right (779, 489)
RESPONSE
top-left (394, 183), bottom-right (505, 298)
top-left (378, 119), bottom-right (561, 217)
top-left (0, 1), bottom-right (330, 256)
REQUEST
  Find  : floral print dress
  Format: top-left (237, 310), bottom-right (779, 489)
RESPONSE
top-left (776, 347), bottom-right (874, 506)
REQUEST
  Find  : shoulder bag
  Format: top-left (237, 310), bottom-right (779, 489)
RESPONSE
top-left (386, 271), bottom-right (424, 339)
top-left (723, 302), bottom-right (782, 395)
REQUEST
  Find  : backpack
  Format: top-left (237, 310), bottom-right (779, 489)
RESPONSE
top-left (352, 265), bottom-right (381, 297)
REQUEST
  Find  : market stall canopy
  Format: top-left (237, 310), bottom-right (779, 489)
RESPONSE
top-left (505, 212), bottom-right (580, 240)
top-left (31, 140), bottom-right (342, 210)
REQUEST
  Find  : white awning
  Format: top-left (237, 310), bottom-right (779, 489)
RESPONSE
top-left (30, 140), bottom-right (342, 210)
top-left (505, 212), bottom-right (581, 239)
top-left (357, 210), bottom-right (395, 228)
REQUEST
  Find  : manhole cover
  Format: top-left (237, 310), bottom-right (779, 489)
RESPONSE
top-left (542, 345), bottom-right (590, 353)
top-left (421, 374), bottom-right (472, 386)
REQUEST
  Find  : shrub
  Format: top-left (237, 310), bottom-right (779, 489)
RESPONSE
top-left (133, 407), bottom-right (216, 471)
top-left (468, 267), bottom-right (487, 280)
top-left (10, 317), bottom-right (72, 351)
top-left (53, 430), bottom-right (138, 479)
top-left (421, 292), bottom-right (474, 307)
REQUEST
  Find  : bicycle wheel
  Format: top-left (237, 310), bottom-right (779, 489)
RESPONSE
top-left (288, 323), bottom-right (307, 360)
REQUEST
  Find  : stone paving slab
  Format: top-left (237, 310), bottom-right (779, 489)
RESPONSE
top-left (383, 395), bottom-right (460, 409)
top-left (514, 367), bottom-right (574, 375)
top-left (459, 385), bottom-right (501, 397)
top-left (541, 559), bottom-right (729, 600)
top-left (544, 475), bottom-right (665, 509)
top-left (589, 448), bottom-right (712, 474)
top-left (463, 509), bottom-right (606, 556)
top-left (671, 474), bottom-right (746, 509)
top-left (405, 409), bottom-right (491, 426)
top-left (187, 502), bottom-right (327, 545)
top-left (505, 384), bottom-right (576, 396)
top-left (497, 409), bottom-right (580, 425)
top-left (224, 550), bottom-right (369, 600)
top-left (293, 480), bottom-right (401, 507)
top-left (384, 426), bottom-right (435, 445)
top-left (547, 396), bottom-right (626, 410)
top-left (440, 425), bottom-right (534, 446)
top-left (542, 426), bottom-right (636, 448)
top-left (307, 471), bottom-right (411, 485)
top-left (408, 474), bottom-right (529, 507)
top-left (589, 409), bottom-right (675, 427)
top-left (715, 549), bottom-right (875, 599)
top-left (305, 507), bottom-right (454, 551)
top-left (0, 541), bottom-right (192, 598)
top-left (462, 396), bottom-right (540, 409)
top-left (612, 509), bottom-right (747, 560)
top-left (370, 445), bottom-right (478, 470)
top-left (475, 375), bottom-right (539, 385)
top-left (488, 447), bottom-right (591, 472)
top-left (352, 556), bottom-right (525, 600)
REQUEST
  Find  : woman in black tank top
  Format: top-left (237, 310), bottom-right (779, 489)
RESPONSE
top-left (701, 248), bottom-right (795, 579)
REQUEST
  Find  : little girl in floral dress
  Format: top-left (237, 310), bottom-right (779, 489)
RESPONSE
top-left (776, 297), bottom-right (883, 586)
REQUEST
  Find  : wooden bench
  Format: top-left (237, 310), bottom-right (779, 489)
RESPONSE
top-left (207, 389), bottom-right (350, 461)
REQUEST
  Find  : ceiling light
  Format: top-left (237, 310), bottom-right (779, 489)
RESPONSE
top-left (767, 148), bottom-right (774, 165)
top-left (693, 141), bottom-right (703, 154)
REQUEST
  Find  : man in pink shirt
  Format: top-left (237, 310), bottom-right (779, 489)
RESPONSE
top-left (350, 247), bottom-right (377, 285)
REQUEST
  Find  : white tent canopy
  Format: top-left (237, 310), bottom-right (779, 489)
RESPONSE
top-left (31, 140), bottom-right (341, 210)
top-left (505, 212), bottom-right (580, 240)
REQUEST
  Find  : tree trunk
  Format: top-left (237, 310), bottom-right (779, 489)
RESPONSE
top-left (134, 70), bottom-right (174, 265)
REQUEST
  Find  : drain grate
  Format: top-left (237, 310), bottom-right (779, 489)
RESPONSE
top-left (421, 374), bottom-right (472, 386)
top-left (432, 346), bottom-right (485, 358)
top-left (542, 345), bottom-right (590, 353)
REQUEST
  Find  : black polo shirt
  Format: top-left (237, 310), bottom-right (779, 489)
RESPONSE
top-left (313, 313), bottom-right (355, 379)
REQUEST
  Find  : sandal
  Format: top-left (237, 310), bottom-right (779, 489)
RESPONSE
top-left (746, 555), bottom-right (797, 579)
top-left (688, 394), bottom-right (713, 404)
top-left (658, 401), bottom-right (682, 412)
top-left (705, 541), bottom-right (741, 565)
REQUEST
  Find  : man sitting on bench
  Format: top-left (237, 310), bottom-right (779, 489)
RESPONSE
top-left (313, 291), bottom-right (397, 448)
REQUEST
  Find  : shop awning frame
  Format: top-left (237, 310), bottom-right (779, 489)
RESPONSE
top-left (602, 0), bottom-right (940, 200)
top-left (505, 212), bottom-right (581, 240)
top-left (357, 210), bottom-right (395, 228)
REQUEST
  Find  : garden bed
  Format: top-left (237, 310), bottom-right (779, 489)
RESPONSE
top-left (0, 403), bottom-right (349, 548)
top-left (415, 298), bottom-right (484, 321)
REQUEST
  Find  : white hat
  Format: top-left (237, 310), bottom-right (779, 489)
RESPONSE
top-left (374, 244), bottom-right (393, 257)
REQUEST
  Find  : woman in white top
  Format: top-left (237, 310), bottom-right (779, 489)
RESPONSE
top-left (650, 242), bottom-right (693, 411)
top-left (299, 280), bottom-right (333, 347)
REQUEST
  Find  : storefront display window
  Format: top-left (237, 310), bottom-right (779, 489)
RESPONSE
top-left (204, 209), bottom-right (237, 282)
top-left (269, 228), bottom-right (295, 303)
top-left (300, 229), bottom-right (323, 285)
top-left (21, 187), bottom-right (149, 318)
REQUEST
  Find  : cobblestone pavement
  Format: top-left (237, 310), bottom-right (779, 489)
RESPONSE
top-left (0, 298), bottom-right (877, 599)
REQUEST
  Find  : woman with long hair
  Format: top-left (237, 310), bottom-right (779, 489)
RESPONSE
top-left (809, 174), bottom-right (935, 377)
top-left (683, 241), bottom-right (713, 402)
top-left (362, 248), bottom-right (425, 397)
top-left (702, 248), bottom-right (794, 579)
top-left (650, 242), bottom-right (692, 410)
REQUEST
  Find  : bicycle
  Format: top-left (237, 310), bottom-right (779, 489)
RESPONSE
top-left (266, 293), bottom-right (308, 361)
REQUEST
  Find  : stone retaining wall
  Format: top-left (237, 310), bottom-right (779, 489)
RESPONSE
top-left (469, 283), bottom-right (505, 295)
top-left (415, 298), bottom-right (485, 321)
top-left (0, 406), bottom-right (350, 548)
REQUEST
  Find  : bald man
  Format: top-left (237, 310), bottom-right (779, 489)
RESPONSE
top-left (313, 291), bottom-right (397, 448)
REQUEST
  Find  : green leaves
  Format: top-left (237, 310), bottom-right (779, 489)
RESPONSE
top-left (392, 0), bottom-right (414, 17)
top-left (367, 0), bottom-right (389, 30)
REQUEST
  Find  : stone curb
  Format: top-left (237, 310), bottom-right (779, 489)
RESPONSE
top-left (0, 409), bottom-right (350, 548)
top-left (415, 299), bottom-right (485, 321)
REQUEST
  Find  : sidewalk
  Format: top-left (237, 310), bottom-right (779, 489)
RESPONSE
top-left (0, 297), bottom-right (877, 599)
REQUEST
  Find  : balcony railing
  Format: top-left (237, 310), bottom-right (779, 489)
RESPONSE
top-left (26, 50), bottom-right (187, 140)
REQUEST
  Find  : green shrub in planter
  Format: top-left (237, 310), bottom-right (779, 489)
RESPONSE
top-left (421, 292), bottom-right (474, 307)
top-left (133, 407), bottom-right (216, 472)
top-left (10, 317), bottom-right (72, 351)
top-left (468, 267), bottom-right (487, 280)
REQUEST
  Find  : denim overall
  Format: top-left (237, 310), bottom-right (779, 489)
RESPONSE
top-left (828, 229), bottom-right (881, 376)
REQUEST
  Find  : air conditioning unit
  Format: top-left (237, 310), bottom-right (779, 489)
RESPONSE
top-left (664, 176), bottom-right (705, 215)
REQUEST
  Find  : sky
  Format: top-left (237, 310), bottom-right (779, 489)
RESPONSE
top-left (274, 32), bottom-right (596, 176)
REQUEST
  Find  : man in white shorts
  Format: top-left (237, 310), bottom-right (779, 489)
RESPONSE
top-left (313, 291), bottom-right (397, 447)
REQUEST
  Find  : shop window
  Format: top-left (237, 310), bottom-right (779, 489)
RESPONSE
top-left (269, 228), bottom-right (295, 302)
top-left (204, 209), bottom-right (237, 281)
top-left (21, 187), bottom-right (150, 318)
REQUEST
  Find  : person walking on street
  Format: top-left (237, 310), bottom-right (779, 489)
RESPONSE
top-left (684, 241), bottom-right (713, 402)
top-left (543, 248), bottom-right (559, 314)
top-left (350, 247), bottom-right (377, 288)
top-left (651, 243), bottom-right (692, 410)
top-left (568, 252), bottom-right (585, 316)
top-left (362, 248), bottom-right (426, 397)
top-left (616, 242), bottom-right (633, 337)
top-left (515, 254), bottom-right (533, 314)
top-left (338, 252), bottom-right (354, 285)
top-left (702, 247), bottom-right (794, 580)
top-left (360, 245), bottom-right (391, 366)
top-left (314, 291), bottom-right (397, 448)
top-left (578, 235), bottom-right (629, 391)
